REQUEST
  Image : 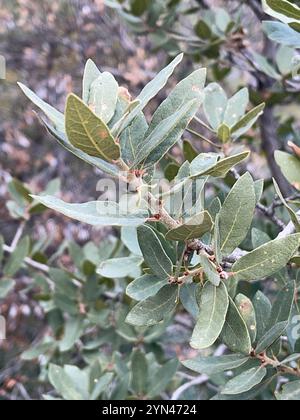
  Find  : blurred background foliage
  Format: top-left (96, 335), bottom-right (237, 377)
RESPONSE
top-left (1, 0), bottom-right (300, 400)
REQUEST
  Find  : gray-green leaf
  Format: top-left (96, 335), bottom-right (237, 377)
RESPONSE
top-left (131, 350), bottom-right (148, 395)
top-left (137, 225), bottom-right (173, 278)
top-left (65, 93), bottom-right (120, 161)
top-left (82, 59), bottom-right (101, 104)
top-left (231, 103), bottom-right (265, 139)
top-left (190, 151), bottom-right (250, 179)
top-left (165, 211), bottom-right (213, 241)
top-left (255, 321), bottom-right (288, 354)
top-left (235, 294), bottom-right (257, 343)
top-left (253, 291), bottom-right (272, 342)
top-left (134, 99), bottom-right (199, 168)
top-left (147, 68), bottom-right (206, 134)
top-left (4, 236), bottom-right (30, 277)
top-left (221, 367), bottom-right (267, 395)
top-left (48, 364), bottom-right (84, 400)
top-left (18, 83), bottom-right (65, 132)
top-left (276, 380), bottom-right (300, 400)
top-left (232, 234), bottom-right (300, 281)
top-left (97, 256), bottom-right (143, 278)
top-left (31, 195), bottom-right (148, 227)
top-left (190, 282), bottom-right (229, 350)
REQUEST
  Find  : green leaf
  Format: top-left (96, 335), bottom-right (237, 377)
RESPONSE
top-left (190, 282), bottom-right (229, 350)
top-left (276, 46), bottom-right (295, 75)
top-left (252, 52), bottom-right (281, 80)
top-left (217, 124), bottom-right (231, 143)
top-left (183, 140), bottom-right (198, 163)
top-left (235, 294), bottom-right (257, 343)
top-left (4, 236), bottom-right (30, 277)
top-left (231, 103), bottom-right (265, 139)
top-left (213, 214), bottom-right (222, 265)
top-left (18, 82), bottom-right (65, 132)
top-left (21, 341), bottom-right (55, 361)
top-left (263, 21), bottom-right (300, 47)
top-left (82, 59), bottom-right (101, 104)
top-left (182, 354), bottom-right (250, 376)
top-left (252, 291), bottom-right (272, 342)
top-left (0, 279), bottom-right (16, 299)
top-left (120, 113), bottom-right (148, 165)
top-left (165, 211), bottom-right (213, 241)
top-left (213, 371), bottom-right (277, 400)
top-left (219, 173), bottom-right (256, 256)
top-left (276, 380), bottom-right (300, 400)
top-left (63, 366), bottom-right (89, 400)
top-left (147, 68), bottom-right (206, 134)
top-left (130, 0), bottom-right (151, 16)
top-left (134, 99), bottom-right (199, 168)
top-left (90, 373), bottom-right (114, 401)
top-left (195, 20), bottom-right (212, 39)
top-left (278, 353), bottom-right (300, 366)
top-left (65, 94), bottom-right (120, 161)
top-left (48, 364), bottom-right (84, 400)
top-left (121, 227), bottom-right (142, 256)
top-left (127, 274), bottom-right (167, 301)
top-left (275, 151), bottom-right (300, 189)
top-left (223, 88), bottom-right (249, 128)
top-left (263, 0), bottom-right (300, 23)
top-left (232, 234), bottom-right (300, 281)
top-left (147, 359), bottom-right (179, 398)
top-left (215, 7), bottom-right (232, 32)
top-left (251, 228), bottom-right (270, 249)
top-left (273, 178), bottom-right (300, 232)
top-left (190, 151), bottom-right (250, 179)
top-left (165, 163), bottom-right (180, 182)
top-left (30, 195), bottom-right (148, 227)
top-left (221, 367), bottom-right (267, 395)
top-left (204, 83), bottom-right (228, 130)
top-left (137, 225), bottom-right (173, 278)
top-left (0, 236), bottom-right (3, 267)
top-left (190, 153), bottom-right (219, 178)
top-left (200, 255), bottom-right (221, 287)
top-left (255, 321), bottom-right (288, 354)
top-left (179, 283), bottom-right (199, 320)
top-left (41, 119), bottom-right (120, 177)
top-left (268, 281), bottom-right (296, 329)
top-left (121, 54), bottom-right (183, 130)
top-left (8, 178), bottom-right (33, 206)
top-left (97, 256), bottom-right (143, 278)
top-left (87, 72), bottom-right (119, 123)
top-left (220, 297), bottom-right (252, 355)
top-left (254, 179), bottom-right (264, 204)
top-left (126, 285), bottom-right (178, 327)
top-left (131, 350), bottom-right (148, 395)
top-left (59, 318), bottom-right (84, 352)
